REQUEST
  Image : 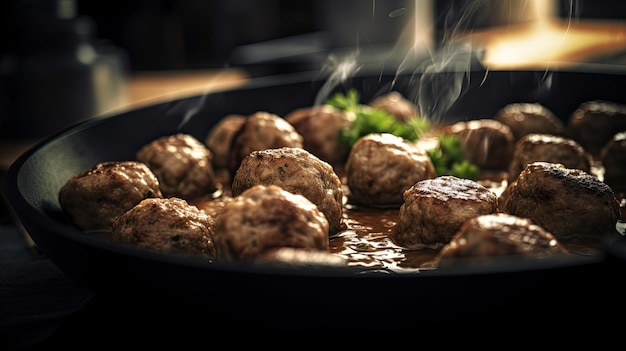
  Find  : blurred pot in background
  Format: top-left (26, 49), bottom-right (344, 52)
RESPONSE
top-left (0, 0), bottom-right (128, 139)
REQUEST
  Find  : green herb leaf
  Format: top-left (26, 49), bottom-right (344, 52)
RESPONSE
top-left (427, 134), bottom-right (479, 180)
top-left (326, 89), bottom-right (479, 180)
top-left (327, 89), bottom-right (430, 147)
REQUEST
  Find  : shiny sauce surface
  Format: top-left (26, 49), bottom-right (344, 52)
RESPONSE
top-left (195, 167), bottom-right (623, 272)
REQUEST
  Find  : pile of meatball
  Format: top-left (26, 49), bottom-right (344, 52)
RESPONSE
top-left (58, 91), bottom-right (626, 269)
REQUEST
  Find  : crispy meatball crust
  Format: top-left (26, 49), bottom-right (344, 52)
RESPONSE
top-left (213, 185), bottom-right (330, 261)
top-left (112, 197), bottom-right (215, 259)
top-left (204, 114), bottom-right (245, 170)
top-left (231, 147), bottom-right (344, 234)
top-left (568, 100), bottom-right (626, 157)
top-left (600, 131), bottom-right (626, 191)
top-left (445, 119), bottom-right (515, 170)
top-left (137, 133), bottom-right (218, 199)
top-left (59, 161), bottom-right (163, 230)
top-left (435, 213), bottom-right (568, 267)
top-left (504, 162), bottom-right (621, 240)
top-left (229, 111), bottom-right (304, 175)
top-left (507, 133), bottom-right (592, 183)
top-left (368, 91), bottom-right (419, 122)
top-left (345, 133), bottom-right (435, 207)
top-left (494, 102), bottom-right (565, 142)
top-left (285, 105), bottom-right (351, 167)
top-left (391, 176), bottom-right (498, 250)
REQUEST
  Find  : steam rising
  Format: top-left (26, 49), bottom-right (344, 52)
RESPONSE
top-left (314, 53), bottom-right (361, 107)
top-left (413, 0), bottom-right (483, 122)
top-left (314, 1), bottom-right (580, 124)
top-left (174, 93), bottom-right (209, 130)
top-left (172, 1), bottom-right (581, 130)
top-left (415, 44), bottom-right (474, 122)
top-left (315, 0), bottom-right (481, 124)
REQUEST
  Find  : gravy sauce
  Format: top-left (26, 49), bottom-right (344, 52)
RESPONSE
top-left (192, 168), bottom-right (623, 272)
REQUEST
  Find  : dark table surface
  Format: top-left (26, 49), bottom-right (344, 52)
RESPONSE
top-left (0, 200), bottom-right (337, 348)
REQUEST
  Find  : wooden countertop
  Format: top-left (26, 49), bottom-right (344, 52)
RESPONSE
top-left (122, 68), bottom-right (249, 111)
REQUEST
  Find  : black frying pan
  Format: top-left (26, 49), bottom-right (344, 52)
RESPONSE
top-left (3, 66), bottom-right (626, 330)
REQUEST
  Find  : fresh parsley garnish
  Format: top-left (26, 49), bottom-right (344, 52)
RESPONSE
top-left (427, 134), bottom-right (479, 180)
top-left (326, 89), bottom-right (479, 180)
top-left (326, 89), bottom-right (430, 146)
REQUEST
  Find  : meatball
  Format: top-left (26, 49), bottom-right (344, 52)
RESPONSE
top-left (189, 196), bottom-right (232, 220)
top-left (444, 119), bottom-right (514, 170)
top-left (494, 102), bottom-right (565, 142)
top-left (504, 162), bottom-right (621, 241)
top-left (111, 197), bottom-right (215, 259)
top-left (497, 181), bottom-right (514, 213)
top-left (507, 133), bottom-right (592, 184)
top-left (344, 133), bottom-right (435, 207)
top-left (136, 133), bottom-right (218, 200)
top-left (600, 130), bottom-right (626, 191)
top-left (435, 213), bottom-right (568, 268)
top-left (59, 161), bottom-right (163, 230)
top-left (368, 91), bottom-right (419, 122)
top-left (213, 184), bottom-right (329, 261)
top-left (284, 105), bottom-right (352, 167)
top-left (390, 176), bottom-right (498, 250)
top-left (568, 100), bottom-right (626, 157)
top-left (229, 111), bottom-right (304, 175)
top-left (204, 114), bottom-right (245, 170)
top-left (231, 147), bottom-right (344, 234)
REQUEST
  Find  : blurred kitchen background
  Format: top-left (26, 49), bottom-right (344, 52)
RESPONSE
top-left (1, 0), bottom-right (626, 157)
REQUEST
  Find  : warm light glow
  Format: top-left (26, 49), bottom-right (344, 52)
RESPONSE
top-left (440, 0), bottom-right (626, 69)
top-left (413, 0), bottom-right (434, 50)
top-left (484, 21), bottom-right (626, 68)
top-left (483, 21), bottom-right (562, 67)
top-left (482, 19), bottom-right (626, 68)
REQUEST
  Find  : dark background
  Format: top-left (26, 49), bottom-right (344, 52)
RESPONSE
top-left (1, 0), bottom-right (625, 139)
top-left (1, 0), bottom-right (329, 72)
top-left (72, 0), bottom-right (322, 71)
top-left (3, 0), bottom-right (625, 73)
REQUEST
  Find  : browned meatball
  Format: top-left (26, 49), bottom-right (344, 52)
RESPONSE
top-left (435, 213), bottom-right (568, 268)
top-left (390, 176), bottom-right (498, 249)
top-left (445, 119), bottom-right (514, 170)
top-left (285, 105), bottom-right (352, 167)
top-left (213, 184), bottom-right (330, 261)
top-left (231, 147), bottom-right (344, 234)
top-left (204, 114), bottom-right (245, 170)
top-left (59, 161), bottom-right (163, 230)
top-left (344, 133), bottom-right (435, 207)
top-left (497, 181), bottom-right (514, 213)
top-left (368, 91), bottom-right (419, 122)
top-left (507, 133), bottom-right (592, 183)
top-left (600, 130), bottom-right (626, 191)
top-left (137, 133), bottom-right (218, 200)
top-left (189, 196), bottom-right (232, 220)
top-left (494, 102), bottom-right (565, 142)
top-left (568, 100), bottom-right (626, 157)
top-left (504, 162), bottom-right (621, 241)
top-left (229, 111), bottom-right (304, 175)
top-left (111, 197), bottom-right (215, 259)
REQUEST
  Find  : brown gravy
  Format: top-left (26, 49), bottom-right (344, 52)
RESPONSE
top-left (330, 204), bottom-right (439, 272)
top-left (191, 168), bottom-right (622, 272)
